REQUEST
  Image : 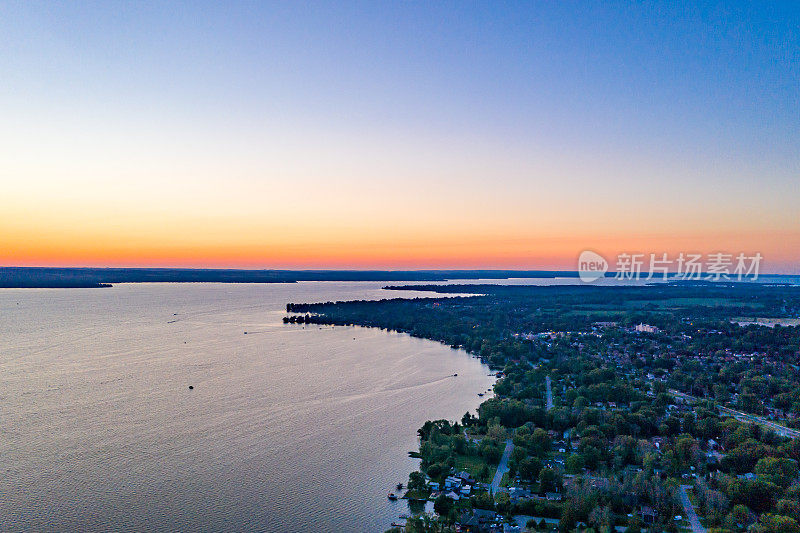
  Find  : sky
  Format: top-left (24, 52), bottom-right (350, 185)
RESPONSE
top-left (1, 2), bottom-right (798, 272)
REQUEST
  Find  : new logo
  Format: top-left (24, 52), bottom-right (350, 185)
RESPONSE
top-left (578, 250), bottom-right (608, 282)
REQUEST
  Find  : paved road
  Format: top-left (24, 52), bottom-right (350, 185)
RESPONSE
top-left (669, 389), bottom-right (800, 439)
top-left (464, 429), bottom-right (481, 443)
top-left (490, 439), bottom-right (514, 494)
top-left (718, 405), bottom-right (800, 438)
top-left (679, 485), bottom-right (706, 533)
top-left (545, 376), bottom-right (553, 411)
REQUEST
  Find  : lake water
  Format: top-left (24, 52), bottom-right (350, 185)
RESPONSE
top-left (0, 282), bottom-right (494, 532)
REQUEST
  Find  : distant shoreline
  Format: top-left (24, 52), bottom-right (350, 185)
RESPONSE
top-left (0, 267), bottom-right (580, 289)
top-left (1, 267), bottom-right (795, 289)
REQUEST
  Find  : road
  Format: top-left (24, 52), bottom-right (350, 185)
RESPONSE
top-left (669, 389), bottom-right (800, 439)
top-left (717, 405), bottom-right (800, 438)
top-left (464, 429), bottom-right (481, 443)
top-left (545, 376), bottom-right (553, 411)
top-left (490, 439), bottom-right (514, 494)
top-left (679, 485), bottom-right (706, 533)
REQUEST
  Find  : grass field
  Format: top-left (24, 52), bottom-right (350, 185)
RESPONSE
top-left (453, 454), bottom-right (493, 482)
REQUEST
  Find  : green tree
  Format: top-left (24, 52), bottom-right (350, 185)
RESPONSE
top-left (759, 514), bottom-right (800, 533)
top-left (754, 457), bottom-right (799, 488)
top-left (433, 494), bottom-right (454, 520)
top-left (471, 491), bottom-right (495, 511)
top-left (479, 463), bottom-right (491, 482)
top-left (588, 505), bottom-right (613, 532)
top-left (408, 471), bottom-right (427, 492)
top-left (495, 492), bottom-right (511, 515)
top-left (538, 468), bottom-right (562, 493)
top-left (730, 479), bottom-right (780, 513)
top-left (723, 504), bottom-right (756, 530)
top-left (626, 516), bottom-right (643, 533)
top-left (519, 457), bottom-right (543, 481)
top-left (565, 454), bottom-right (585, 474)
top-left (559, 504), bottom-right (578, 532)
top-left (530, 428), bottom-right (552, 456)
top-left (777, 499), bottom-right (800, 522)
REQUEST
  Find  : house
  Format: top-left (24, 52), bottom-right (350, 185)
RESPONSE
top-left (456, 471), bottom-right (476, 484)
top-left (429, 481), bottom-right (440, 491)
top-left (445, 476), bottom-right (462, 491)
top-left (445, 490), bottom-right (461, 500)
top-left (545, 492), bottom-right (562, 501)
top-left (473, 509), bottom-right (496, 521)
top-left (508, 487), bottom-right (534, 502)
top-left (640, 506), bottom-right (657, 524)
top-left (459, 509), bottom-right (496, 533)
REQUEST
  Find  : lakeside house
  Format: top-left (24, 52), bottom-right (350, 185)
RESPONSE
top-left (456, 471), bottom-right (476, 484)
top-left (444, 475), bottom-right (462, 491)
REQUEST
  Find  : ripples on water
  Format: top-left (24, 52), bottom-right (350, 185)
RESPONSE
top-left (0, 282), bottom-right (493, 532)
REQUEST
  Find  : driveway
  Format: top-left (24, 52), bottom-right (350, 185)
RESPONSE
top-left (490, 439), bottom-right (514, 494)
top-left (545, 376), bottom-right (553, 411)
top-left (679, 485), bottom-right (706, 533)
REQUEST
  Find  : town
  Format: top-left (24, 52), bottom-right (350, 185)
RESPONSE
top-left (287, 282), bottom-right (800, 532)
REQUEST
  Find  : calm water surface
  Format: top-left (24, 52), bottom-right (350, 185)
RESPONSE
top-left (1, 282), bottom-right (494, 532)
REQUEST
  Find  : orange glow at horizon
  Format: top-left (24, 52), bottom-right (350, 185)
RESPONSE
top-left (3, 103), bottom-right (798, 273)
top-left (5, 218), bottom-right (799, 273)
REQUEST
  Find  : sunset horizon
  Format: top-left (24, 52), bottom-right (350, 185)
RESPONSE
top-left (3, 2), bottom-right (798, 275)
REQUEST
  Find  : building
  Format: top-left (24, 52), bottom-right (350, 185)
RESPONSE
top-left (444, 475), bottom-right (462, 491)
top-left (640, 506), bottom-right (658, 524)
top-left (456, 471), bottom-right (476, 484)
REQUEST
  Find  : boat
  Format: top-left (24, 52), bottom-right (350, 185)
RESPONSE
top-left (478, 393), bottom-right (484, 397)
top-left (387, 492), bottom-right (398, 500)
